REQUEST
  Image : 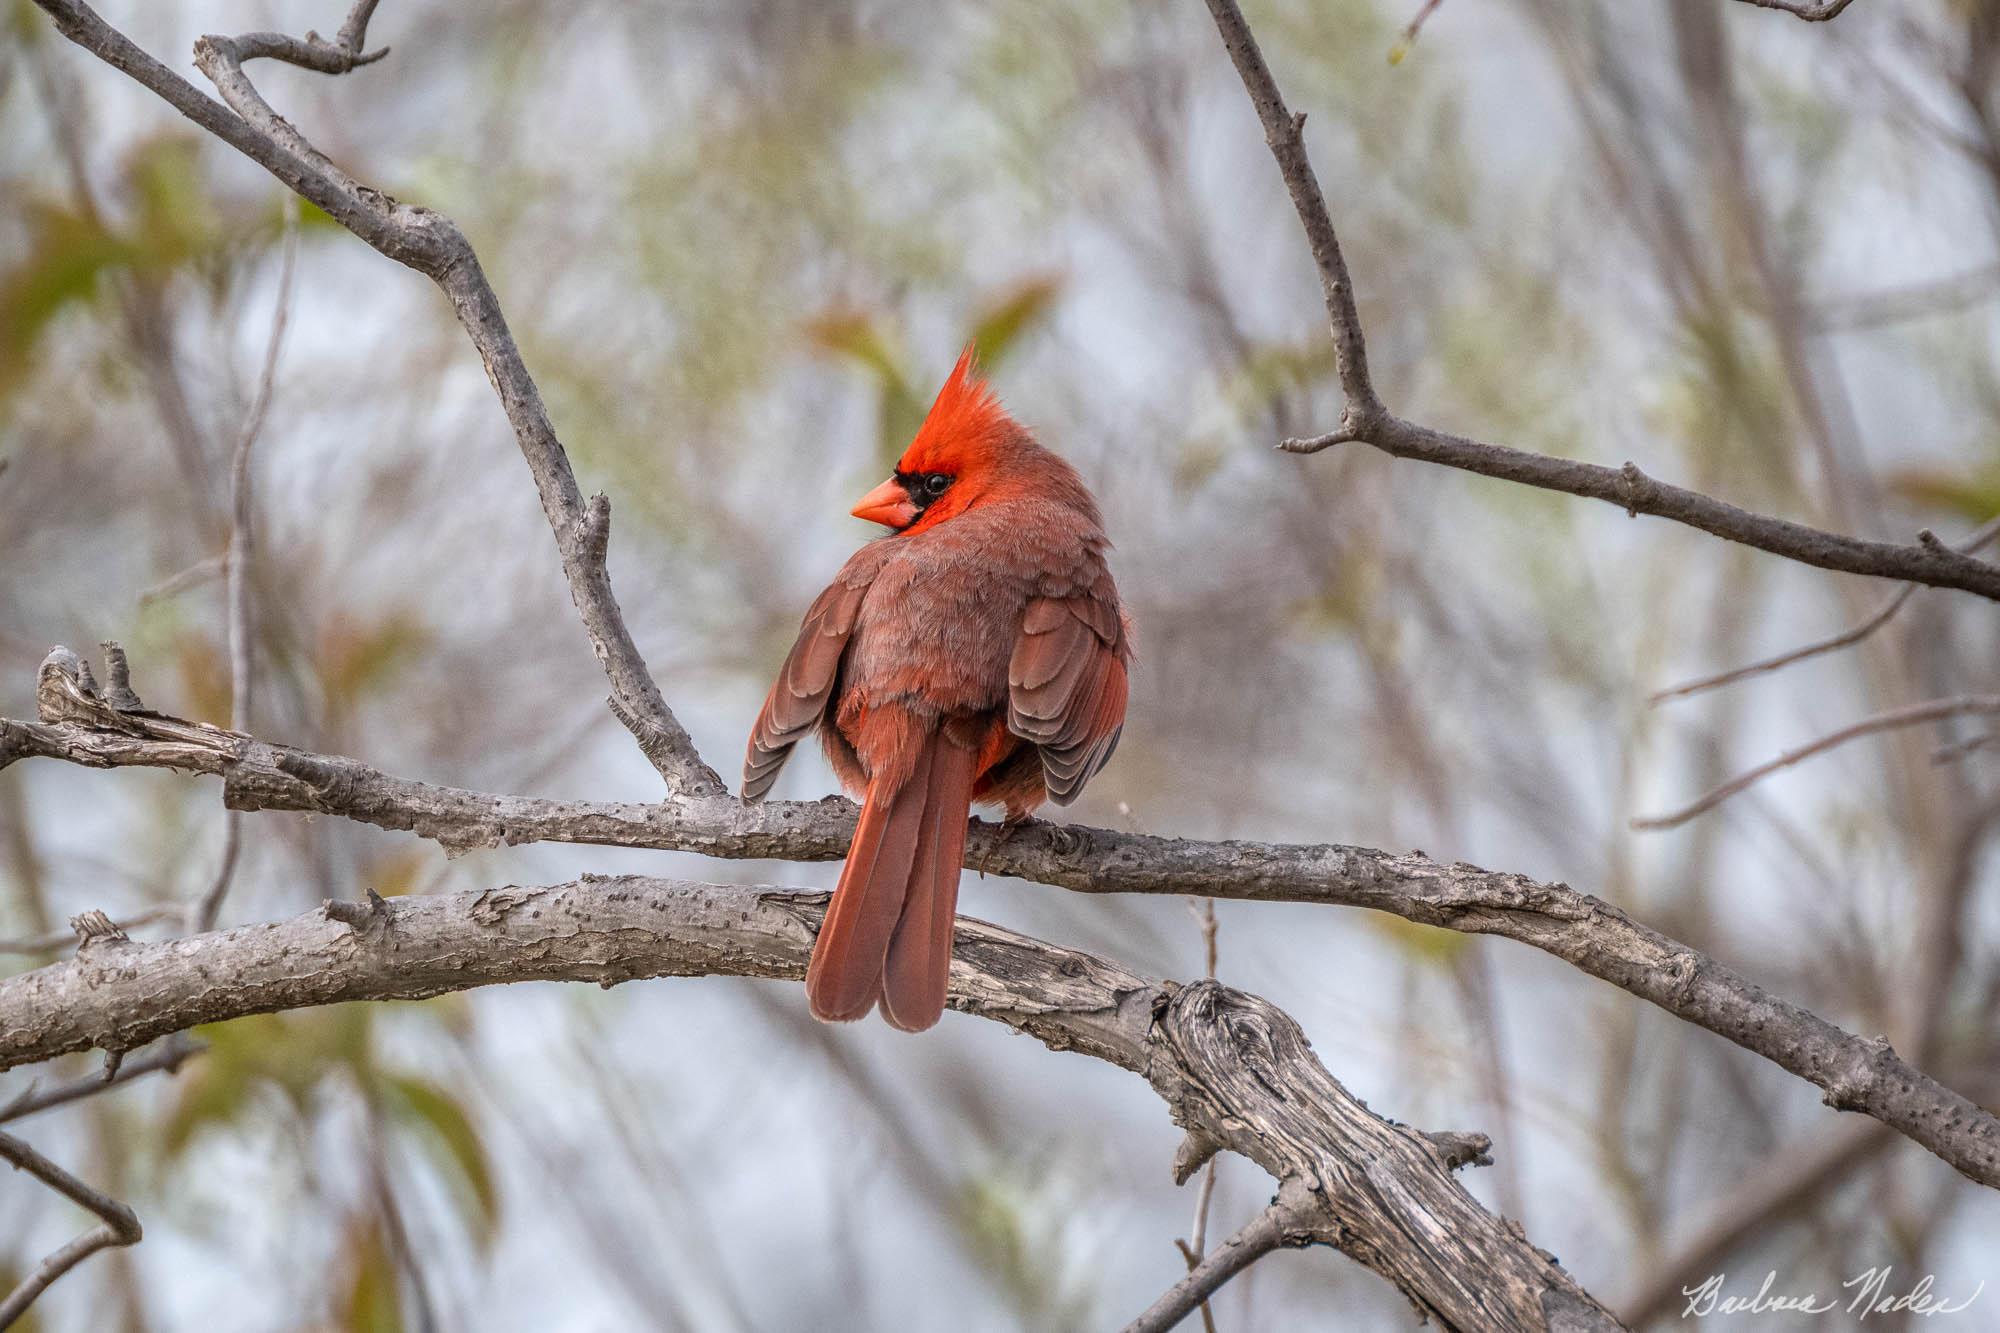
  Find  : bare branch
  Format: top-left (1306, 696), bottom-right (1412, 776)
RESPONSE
top-left (0, 1036), bottom-right (204, 1124)
top-left (28, 0), bottom-right (724, 797)
top-left (0, 876), bottom-right (1616, 1327)
top-left (1199, 0), bottom-right (1383, 436)
top-left (0, 1131), bottom-right (142, 1329)
top-left (1203, 0), bottom-right (2000, 603)
top-left (1729, 0), bottom-right (1856, 20)
top-left (9, 652), bottom-right (1998, 1191)
top-left (1634, 695), bottom-right (2000, 830)
top-left (0, 905), bottom-right (179, 956)
top-left (1128, 1195), bottom-right (1306, 1333)
top-left (1651, 513), bottom-right (2000, 703)
top-left (192, 197), bottom-right (298, 934)
top-left (1282, 419), bottom-right (2000, 602)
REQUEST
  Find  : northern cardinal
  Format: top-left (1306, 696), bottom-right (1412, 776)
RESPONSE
top-left (744, 349), bottom-right (1131, 1031)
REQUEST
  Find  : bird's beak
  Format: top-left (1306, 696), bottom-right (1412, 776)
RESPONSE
top-left (851, 476), bottom-right (918, 529)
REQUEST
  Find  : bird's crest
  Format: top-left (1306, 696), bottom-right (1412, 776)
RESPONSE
top-left (901, 346), bottom-right (1018, 472)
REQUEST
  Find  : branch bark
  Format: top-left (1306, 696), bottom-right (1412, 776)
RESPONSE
top-left (27, 0), bottom-right (722, 798)
top-left (0, 875), bottom-right (1617, 1330)
top-left (8, 648), bottom-right (1998, 1192)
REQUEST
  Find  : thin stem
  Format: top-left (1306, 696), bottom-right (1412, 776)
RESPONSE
top-left (1635, 695), bottom-right (2000, 830)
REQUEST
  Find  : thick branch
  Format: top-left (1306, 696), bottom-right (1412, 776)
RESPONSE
top-left (0, 875), bottom-right (1614, 1329)
top-left (29, 0), bottom-right (723, 797)
top-left (9, 651), bottom-right (1998, 1191)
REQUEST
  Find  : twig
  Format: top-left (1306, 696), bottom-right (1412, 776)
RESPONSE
top-left (1198, 0), bottom-right (1383, 437)
top-left (28, 0), bottom-right (724, 797)
top-left (1125, 1201), bottom-right (1301, 1333)
top-left (1634, 694), bottom-right (2000, 830)
top-left (1651, 513), bottom-right (2000, 703)
top-left (0, 876), bottom-right (1614, 1327)
top-left (191, 195), bottom-right (298, 934)
top-left (1279, 420), bottom-right (2000, 602)
top-left (1729, 0), bottom-right (1856, 19)
top-left (0, 1035), bottom-right (204, 1123)
top-left (10, 656), bottom-right (2000, 1191)
top-left (0, 1131), bottom-right (141, 1329)
top-left (1174, 895), bottom-right (1223, 1333)
top-left (1390, 0), bottom-right (1448, 63)
top-left (136, 554), bottom-right (224, 605)
top-left (1808, 261), bottom-right (2000, 332)
top-left (0, 905), bottom-right (179, 956)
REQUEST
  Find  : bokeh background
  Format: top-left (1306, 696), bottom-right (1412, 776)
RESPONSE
top-left (5, 0), bottom-right (2000, 1328)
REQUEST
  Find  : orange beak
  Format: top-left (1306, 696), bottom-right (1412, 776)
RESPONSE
top-left (851, 476), bottom-right (918, 529)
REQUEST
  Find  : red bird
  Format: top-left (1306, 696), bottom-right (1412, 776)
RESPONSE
top-left (744, 349), bottom-right (1131, 1031)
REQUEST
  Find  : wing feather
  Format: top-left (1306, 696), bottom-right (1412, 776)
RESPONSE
top-left (744, 576), bottom-right (871, 800)
top-left (1007, 593), bottom-right (1130, 806)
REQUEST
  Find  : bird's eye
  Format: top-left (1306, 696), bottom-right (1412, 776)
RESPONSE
top-left (923, 473), bottom-right (951, 497)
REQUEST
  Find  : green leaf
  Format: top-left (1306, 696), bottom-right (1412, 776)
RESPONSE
top-left (967, 274), bottom-right (1061, 369)
top-left (338, 1218), bottom-right (406, 1333)
top-left (379, 1075), bottom-right (500, 1249)
top-left (1368, 913), bottom-right (1469, 965)
top-left (1884, 463), bottom-right (2000, 527)
top-left (162, 1007), bottom-right (376, 1156)
top-left (0, 203), bottom-right (138, 396)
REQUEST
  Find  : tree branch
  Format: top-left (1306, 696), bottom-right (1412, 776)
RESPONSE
top-left (0, 1036), bottom-right (204, 1124)
top-left (1729, 0), bottom-right (1856, 20)
top-left (0, 875), bottom-right (1615, 1329)
top-left (0, 1130), bottom-right (142, 1329)
top-left (1201, 0), bottom-right (2000, 603)
top-left (8, 648), bottom-right (1998, 1191)
top-left (1125, 1193), bottom-right (1308, 1333)
top-left (1649, 512), bottom-right (2000, 703)
top-left (1199, 0), bottom-right (1383, 437)
top-left (1633, 694), bottom-right (2000, 830)
top-left (27, 0), bottom-right (723, 797)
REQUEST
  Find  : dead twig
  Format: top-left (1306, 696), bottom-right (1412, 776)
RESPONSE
top-left (1634, 695), bottom-right (2000, 830)
top-left (1126, 1198), bottom-right (1307, 1333)
top-left (1651, 514), bottom-right (2000, 703)
top-left (0, 1130), bottom-right (142, 1329)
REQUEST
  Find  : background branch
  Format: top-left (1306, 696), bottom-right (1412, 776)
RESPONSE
top-left (0, 1130), bottom-right (142, 1329)
top-left (29, 0), bottom-right (723, 797)
top-left (1202, 0), bottom-right (2000, 604)
top-left (1633, 694), bottom-right (2000, 830)
top-left (1126, 1195), bottom-right (1304, 1333)
top-left (0, 875), bottom-right (1615, 1330)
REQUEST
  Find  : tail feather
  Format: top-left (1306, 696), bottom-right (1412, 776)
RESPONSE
top-left (805, 743), bottom-right (935, 1023)
top-left (806, 730), bottom-right (978, 1030)
top-left (880, 738), bottom-right (979, 1032)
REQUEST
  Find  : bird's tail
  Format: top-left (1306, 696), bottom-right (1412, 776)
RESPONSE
top-left (805, 731), bottom-right (978, 1031)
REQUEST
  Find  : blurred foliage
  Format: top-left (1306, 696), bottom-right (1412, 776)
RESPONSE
top-left (1884, 457), bottom-right (2000, 525)
top-left (807, 273), bottom-right (1063, 467)
top-left (165, 1006), bottom-right (498, 1255)
top-left (0, 133), bottom-right (317, 402)
top-left (955, 1157), bottom-right (1096, 1333)
top-left (335, 1217), bottom-right (405, 1333)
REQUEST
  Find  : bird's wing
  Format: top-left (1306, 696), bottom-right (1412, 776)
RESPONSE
top-left (1007, 581), bottom-right (1129, 806)
top-left (744, 571), bottom-right (874, 800)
